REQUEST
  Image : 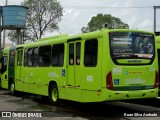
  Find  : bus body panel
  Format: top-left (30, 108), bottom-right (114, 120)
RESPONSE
top-left (101, 88), bottom-right (158, 101)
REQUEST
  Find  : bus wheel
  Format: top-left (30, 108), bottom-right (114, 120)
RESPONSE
top-left (49, 84), bottom-right (59, 105)
top-left (10, 82), bottom-right (16, 95)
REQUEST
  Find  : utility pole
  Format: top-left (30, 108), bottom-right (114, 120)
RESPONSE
top-left (6, 0), bottom-right (8, 5)
top-left (2, 0), bottom-right (8, 48)
top-left (153, 6), bottom-right (160, 32)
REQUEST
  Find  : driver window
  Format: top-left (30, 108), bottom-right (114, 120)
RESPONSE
top-left (1, 56), bottom-right (8, 73)
top-left (3, 56), bottom-right (8, 67)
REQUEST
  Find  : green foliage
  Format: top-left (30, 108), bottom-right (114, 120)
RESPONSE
top-left (7, 31), bottom-right (16, 43)
top-left (24, 0), bottom-right (63, 41)
top-left (81, 14), bottom-right (129, 33)
top-left (8, 0), bottom-right (63, 43)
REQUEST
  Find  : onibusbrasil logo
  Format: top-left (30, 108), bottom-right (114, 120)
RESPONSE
top-left (1, 112), bottom-right (42, 118)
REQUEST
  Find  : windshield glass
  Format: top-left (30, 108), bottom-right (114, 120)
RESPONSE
top-left (109, 32), bottom-right (155, 59)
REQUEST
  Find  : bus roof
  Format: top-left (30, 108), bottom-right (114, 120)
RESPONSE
top-left (16, 29), bottom-right (155, 49)
top-left (37, 34), bottom-right (68, 42)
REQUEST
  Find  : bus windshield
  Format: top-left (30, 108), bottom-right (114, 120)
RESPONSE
top-left (109, 32), bottom-right (155, 59)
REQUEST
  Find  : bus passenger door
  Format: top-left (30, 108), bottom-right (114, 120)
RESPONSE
top-left (15, 49), bottom-right (23, 91)
top-left (1, 55), bottom-right (8, 89)
top-left (67, 41), bottom-right (81, 87)
top-left (67, 43), bottom-right (75, 86)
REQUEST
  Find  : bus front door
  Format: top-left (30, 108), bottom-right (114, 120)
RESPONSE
top-left (1, 55), bottom-right (8, 89)
top-left (15, 49), bottom-right (23, 91)
top-left (67, 41), bottom-right (81, 87)
top-left (67, 42), bottom-right (75, 86)
top-left (67, 41), bottom-right (81, 100)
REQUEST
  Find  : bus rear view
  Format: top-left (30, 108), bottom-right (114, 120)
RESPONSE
top-left (102, 30), bottom-right (158, 101)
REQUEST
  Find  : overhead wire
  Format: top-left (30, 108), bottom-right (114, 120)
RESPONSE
top-left (62, 5), bottom-right (153, 9)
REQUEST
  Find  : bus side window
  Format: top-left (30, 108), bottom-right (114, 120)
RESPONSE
top-left (1, 56), bottom-right (8, 74)
top-left (69, 43), bottom-right (74, 65)
top-left (3, 57), bottom-right (7, 67)
top-left (76, 42), bottom-right (81, 65)
top-left (24, 49), bottom-right (27, 67)
top-left (52, 44), bottom-right (64, 66)
top-left (17, 50), bottom-right (22, 66)
top-left (10, 50), bottom-right (15, 66)
top-left (58, 44), bottom-right (64, 66)
top-left (33, 48), bottom-right (38, 67)
top-left (39, 45), bottom-right (51, 67)
top-left (27, 48), bottom-right (33, 67)
top-left (84, 39), bottom-right (98, 67)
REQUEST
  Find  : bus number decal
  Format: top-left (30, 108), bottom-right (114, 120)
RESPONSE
top-left (150, 67), bottom-right (155, 72)
top-left (113, 68), bottom-right (122, 75)
top-left (125, 77), bottom-right (146, 84)
top-left (48, 72), bottom-right (59, 78)
top-left (87, 76), bottom-right (93, 82)
top-left (30, 72), bottom-right (33, 78)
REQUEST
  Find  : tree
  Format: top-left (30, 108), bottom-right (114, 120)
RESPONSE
top-left (81, 14), bottom-right (129, 33)
top-left (8, 0), bottom-right (63, 43)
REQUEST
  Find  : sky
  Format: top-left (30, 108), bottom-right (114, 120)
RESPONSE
top-left (0, 0), bottom-right (160, 43)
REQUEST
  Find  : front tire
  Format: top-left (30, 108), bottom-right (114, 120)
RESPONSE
top-left (49, 84), bottom-right (60, 105)
top-left (10, 81), bottom-right (16, 95)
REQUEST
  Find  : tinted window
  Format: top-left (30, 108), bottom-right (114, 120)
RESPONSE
top-left (1, 56), bottom-right (8, 74)
top-left (24, 49), bottom-right (27, 66)
top-left (52, 44), bottom-right (64, 66)
top-left (110, 32), bottom-right (155, 58)
top-left (2, 56), bottom-right (8, 68)
top-left (84, 39), bottom-right (98, 66)
top-left (76, 42), bottom-right (81, 65)
top-left (33, 48), bottom-right (38, 67)
top-left (17, 50), bottom-right (23, 66)
top-left (39, 46), bottom-right (51, 67)
top-left (9, 50), bottom-right (15, 66)
top-left (69, 43), bottom-right (74, 65)
top-left (27, 48), bottom-right (33, 67)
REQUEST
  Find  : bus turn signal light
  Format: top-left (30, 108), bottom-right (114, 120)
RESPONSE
top-left (154, 71), bottom-right (159, 88)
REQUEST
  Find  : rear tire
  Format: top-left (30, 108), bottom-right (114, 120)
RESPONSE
top-left (49, 84), bottom-right (60, 105)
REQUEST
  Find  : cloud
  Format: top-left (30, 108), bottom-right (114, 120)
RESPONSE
top-left (58, 0), bottom-right (159, 35)
top-left (63, 9), bottom-right (73, 15)
top-left (3, 0), bottom-right (160, 43)
top-left (0, 0), bottom-right (24, 5)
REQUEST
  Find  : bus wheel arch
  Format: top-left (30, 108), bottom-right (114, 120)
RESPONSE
top-left (48, 81), bottom-right (60, 105)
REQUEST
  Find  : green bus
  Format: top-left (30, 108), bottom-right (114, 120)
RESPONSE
top-left (0, 29), bottom-right (158, 104)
